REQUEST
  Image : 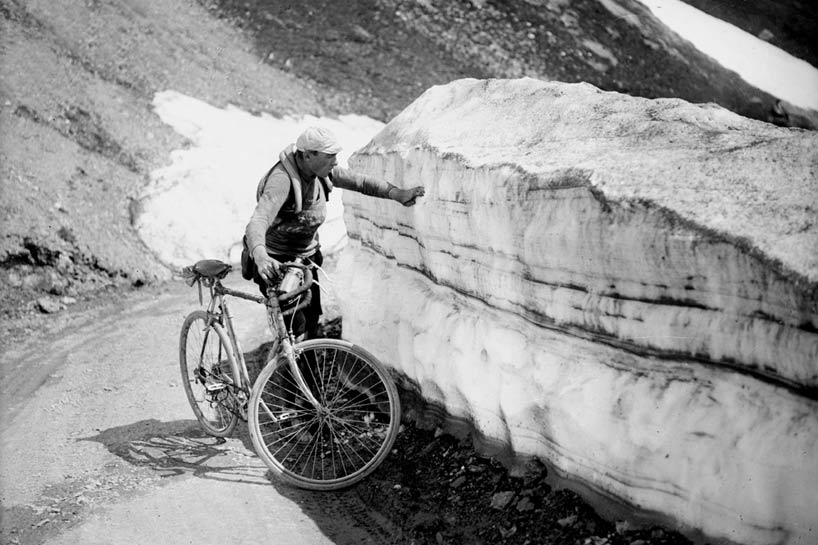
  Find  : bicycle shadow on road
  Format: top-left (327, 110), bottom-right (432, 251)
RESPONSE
top-left (80, 419), bottom-right (403, 544)
top-left (80, 418), bottom-right (271, 486)
top-left (76, 339), bottom-right (279, 485)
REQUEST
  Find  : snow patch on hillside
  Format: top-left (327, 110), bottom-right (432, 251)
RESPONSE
top-left (637, 0), bottom-right (818, 110)
top-left (135, 91), bottom-right (383, 268)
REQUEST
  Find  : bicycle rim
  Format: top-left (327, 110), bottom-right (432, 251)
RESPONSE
top-left (179, 310), bottom-right (239, 437)
top-left (248, 339), bottom-right (400, 490)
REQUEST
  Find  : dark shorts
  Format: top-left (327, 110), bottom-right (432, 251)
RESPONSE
top-left (252, 249), bottom-right (323, 339)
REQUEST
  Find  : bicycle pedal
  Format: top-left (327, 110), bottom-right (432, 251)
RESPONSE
top-left (205, 381), bottom-right (228, 392)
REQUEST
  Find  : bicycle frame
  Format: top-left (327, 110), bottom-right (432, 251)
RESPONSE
top-left (204, 285), bottom-right (258, 396)
top-left (202, 269), bottom-right (323, 413)
top-left (182, 259), bottom-right (402, 489)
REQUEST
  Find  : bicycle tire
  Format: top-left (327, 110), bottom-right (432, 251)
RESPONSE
top-left (179, 310), bottom-right (239, 437)
top-left (248, 339), bottom-right (401, 490)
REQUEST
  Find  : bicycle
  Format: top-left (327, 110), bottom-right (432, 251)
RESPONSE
top-left (178, 258), bottom-right (401, 490)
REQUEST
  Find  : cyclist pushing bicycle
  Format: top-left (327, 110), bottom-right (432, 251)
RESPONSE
top-left (243, 125), bottom-right (425, 340)
top-left (179, 127), bottom-right (424, 490)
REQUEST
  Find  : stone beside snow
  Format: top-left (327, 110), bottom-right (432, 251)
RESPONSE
top-left (335, 78), bottom-right (818, 545)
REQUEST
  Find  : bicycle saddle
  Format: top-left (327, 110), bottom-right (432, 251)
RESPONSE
top-left (188, 259), bottom-right (232, 279)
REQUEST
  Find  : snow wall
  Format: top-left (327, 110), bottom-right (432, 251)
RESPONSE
top-left (334, 78), bottom-right (818, 545)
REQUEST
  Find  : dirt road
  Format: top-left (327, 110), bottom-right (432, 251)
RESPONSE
top-left (0, 273), bottom-right (397, 545)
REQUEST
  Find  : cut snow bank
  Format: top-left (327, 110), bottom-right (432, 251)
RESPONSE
top-left (336, 78), bottom-right (818, 545)
top-left (135, 91), bottom-right (384, 268)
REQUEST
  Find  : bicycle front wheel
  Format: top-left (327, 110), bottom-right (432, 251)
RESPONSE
top-left (179, 310), bottom-right (239, 437)
top-left (248, 339), bottom-right (401, 490)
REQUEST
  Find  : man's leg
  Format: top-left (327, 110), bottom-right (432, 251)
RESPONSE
top-left (303, 250), bottom-right (324, 339)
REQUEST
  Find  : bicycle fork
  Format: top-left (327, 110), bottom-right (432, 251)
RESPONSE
top-left (266, 299), bottom-right (322, 411)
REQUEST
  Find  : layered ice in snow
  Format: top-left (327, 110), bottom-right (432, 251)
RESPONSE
top-left (335, 78), bottom-right (818, 545)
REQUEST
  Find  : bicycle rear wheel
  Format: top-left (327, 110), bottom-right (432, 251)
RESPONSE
top-left (179, 310), bottom-right (239, 437)
top-left (248, 339), bottom-right (401, 490)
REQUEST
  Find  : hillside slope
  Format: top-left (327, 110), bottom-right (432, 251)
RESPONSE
top-left (0, 0), bottom-right (324, 334)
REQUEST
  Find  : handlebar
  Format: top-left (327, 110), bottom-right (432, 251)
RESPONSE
top-left (269, 262), bottom-right (313, 300)
top-left (266, 262), bottom-right (314, 317)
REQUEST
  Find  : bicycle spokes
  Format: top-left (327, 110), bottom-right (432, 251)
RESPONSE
top-left (180, 312), bottom-right (240, 437)
top-left (249, 340), bottom-right (400, 489)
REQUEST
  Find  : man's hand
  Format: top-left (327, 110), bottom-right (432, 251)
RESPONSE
top-left (252, 246), bottom-right (280, 281)
top-left (392, 186), bottom-right (426, 206)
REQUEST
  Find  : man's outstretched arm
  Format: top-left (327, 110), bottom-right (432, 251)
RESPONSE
top-left (332, 166), bottom-right (425, 207)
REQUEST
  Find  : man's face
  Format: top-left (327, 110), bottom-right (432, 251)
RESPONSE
top-left (304, 151), bottom-right (337, 178)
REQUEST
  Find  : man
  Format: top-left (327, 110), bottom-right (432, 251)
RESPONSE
top-left (245, 125), bottom-right (425, 338)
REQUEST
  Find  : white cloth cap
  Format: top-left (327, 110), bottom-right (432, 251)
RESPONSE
top-left (295, 126), bottom-right (342, 154)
